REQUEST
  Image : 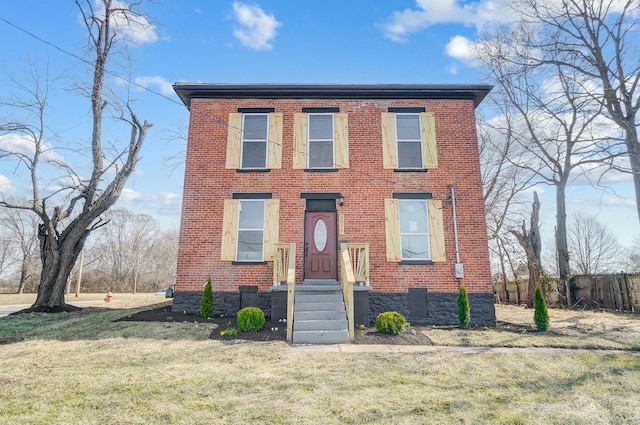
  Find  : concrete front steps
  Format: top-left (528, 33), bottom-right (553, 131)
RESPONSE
top-left (292, 280), bottom-right (349, 344)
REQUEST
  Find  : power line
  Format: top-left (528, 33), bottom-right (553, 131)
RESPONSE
top-left (0, 14), bottom-right (479, 198)
top-left (216, 114), bottom-right (478, 196)
top-left (0, 15), bottom-right (183, 107)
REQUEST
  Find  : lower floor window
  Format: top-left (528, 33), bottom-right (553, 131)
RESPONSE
top-left (237, 200), bottom-right (265, 261)
top-left (220, 196), bottom-right (279, 263)
top-left (398, 199), bottom-right (430, 260)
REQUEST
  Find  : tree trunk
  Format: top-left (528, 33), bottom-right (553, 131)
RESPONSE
top-left (625, 128), bottom-right (640, 226)
top-left (16, 259), bottom-right (28, 295)
top-left (556, 182), bottom-right (571, 306)
top-left (511, 192), bottom-right (542, 308)
top-left (498, 242), bottom-right (509, 303)
top-left (32, 224), bottom-right (87, 310)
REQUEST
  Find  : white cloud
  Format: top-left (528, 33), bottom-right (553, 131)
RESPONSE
top-left (445, 35), bottom-right (478, 61)
top-left (96, 0), bottom-right (158, 45)
top-left (0, 175), bottom-right (14, 193)
top-left (232, 2), bottom-right (281, 50)
top-left (120, 188), bottom-right (181, 216)
top-left (0, 134), bottom-right (66, 164)
top-left (381, 0), bottom-right (513, 42)
top-left (134, 76), bottom-right (174, 96)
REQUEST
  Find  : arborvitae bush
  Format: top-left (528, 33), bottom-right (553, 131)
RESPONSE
top-left (200, 278), bottom-right (214, 318)
top-left (375, 311), bottom-right (407, 335)
top-left (237, 307), bottom-right (265, 332)
top-left (534, 285), bottom-right (550, 331)
top-left (457, 286), bottom-right (471, 328)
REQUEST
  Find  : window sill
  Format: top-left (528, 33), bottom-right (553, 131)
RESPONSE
top-left (231, 261), bottom-right (268, 265)
top-left (236, 169), bottom-right (271, 173)
top-left (398, 260), bottom-right (434, 265)
top-left (394, 169), bottom-right (428, 173)
top-left (304, 168), bottom-right (339, 172)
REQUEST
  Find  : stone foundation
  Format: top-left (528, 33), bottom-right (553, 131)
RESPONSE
top-left (172, 289), bottom-right (496, 327)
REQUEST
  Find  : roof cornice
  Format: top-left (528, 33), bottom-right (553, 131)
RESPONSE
top-left (172, 83), bottom-right (493, 109)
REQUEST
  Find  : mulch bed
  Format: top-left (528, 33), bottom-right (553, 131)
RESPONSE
top-left (117, 305), bottom-right (436, 345)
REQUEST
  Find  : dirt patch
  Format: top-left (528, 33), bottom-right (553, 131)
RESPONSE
top-left (116, 305), bottom-right (287, 342)
top-left (117, 305), bottom-right (437, 344)
top-left (9, 304), bottom-right (82, 315)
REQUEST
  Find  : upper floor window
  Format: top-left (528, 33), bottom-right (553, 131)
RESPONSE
top-left (293, 109), bottom-right (349, 171)
top-left (308, 113), bottom-right (334, 168)
top-left (225, 110), bottom-right (282, 170)
top-left (382, 109), bottom-right (438, 170)
top-left (241, 114), bottom-right (269, 169)
top-left (395, 114), bottom-right (423, 169)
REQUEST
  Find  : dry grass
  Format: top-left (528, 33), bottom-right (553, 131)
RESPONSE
top-left (0, 292), bottom-right (166, 308)
top-left (426, 304), bottom-right (640, 351)
top-left (1, 301), bottom-right (640, 424)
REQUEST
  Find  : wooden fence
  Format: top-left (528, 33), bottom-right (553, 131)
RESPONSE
top-left (572, 274), bottom-right (640, 312)
top-left (495, 274), bottom-right (640, 312)
top-left (495, 279), bottom-right (559, 306)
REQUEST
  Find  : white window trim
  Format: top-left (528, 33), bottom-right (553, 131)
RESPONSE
top-left (236, 199), bottom-right (265, 262)
top-left (399, 199), bottom-right (431, 261)
top-left (307, 113), bottom-right (335, 169)
top-left (240, 113), bottom-right (269, 169)
top-left (395, 113), bottom-right (423, 169)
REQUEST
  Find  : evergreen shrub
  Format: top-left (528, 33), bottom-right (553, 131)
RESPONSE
top-left (457, 286), bottom-right (471, 328)
top-left (375, 311), bottom-right (407, 335)
top-left (534, 285), bottom-right (550, 331)
top-left (200, 278), bottom-right (214, 318)
top-left (237, 307), bottom-right (265, 332)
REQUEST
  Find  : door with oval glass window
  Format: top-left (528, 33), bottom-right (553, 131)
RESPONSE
top-left (304, 211), bottom-right (337, 280)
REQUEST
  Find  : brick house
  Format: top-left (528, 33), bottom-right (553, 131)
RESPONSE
top-left (172, 83), bottom-right (495, 342)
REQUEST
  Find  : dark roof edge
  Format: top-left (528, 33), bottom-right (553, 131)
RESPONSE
top-left (172, 83), bottom-right (493, 110)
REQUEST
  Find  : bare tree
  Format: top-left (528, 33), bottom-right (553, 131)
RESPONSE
top-left (0, 222), bottom-right (17, 283)
top-left (506, 0), bottom-right (640, 223)
top-left (477, 30), bottom-right (623, 305)
top-left (568, 212), bottom-right (622, 274)
top-left (628, 235), bottom-right (640, 273)
top-left (479, 103), bottom-right (536, 300)
top-left (93, 208), bottom-right (159, 293)
top-left (0, 202), bottom-right (40, 293)
top-left (0, 0), bottom-right (153, 310)
top-left (82, 215), bottom-right (178, 293)
top-left (510, 191), bottom-right (543, 307)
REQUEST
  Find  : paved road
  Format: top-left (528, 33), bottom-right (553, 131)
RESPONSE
top-left (0, 300), bottom-right (105, 317)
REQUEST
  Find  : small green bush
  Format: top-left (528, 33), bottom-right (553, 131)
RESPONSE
top-left (200, 278), bottom-right (214, 318)
top-left (457, 286), bottom-right (471, 328)
top-left (534, 285), bottom-right (550, 331)
top-left (237, 307), bottom-right (265, 332)
top-left (375, 311), bottom-right (407, 335)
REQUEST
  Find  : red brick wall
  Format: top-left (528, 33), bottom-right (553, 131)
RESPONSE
top-left (176, 98), bottom-right (492, 294)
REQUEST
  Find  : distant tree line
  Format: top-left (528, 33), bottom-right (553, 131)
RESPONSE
top-left (0, 206), bottom-right (178, 294)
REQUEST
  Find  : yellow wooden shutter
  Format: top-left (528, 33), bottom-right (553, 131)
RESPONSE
top-left (428, 199), bottom-right (446, 262)
top-left (226, 113), bottom-right (242, 169)
top-left (384, 199), bottom-right (401, 262)
top-left (268, 113), bottom-right (283, 169)
top-left (220, 199), bottom-right (239, 261)
top-left (263, 199), bottom-right (280, 261)
top-left (421, 112), bottom-right (438, 169)
top-left (381, 113), bottom-right (397, 169)
top-left (334, 113), bottom-right (349, 169)
top-left (293, 113), bottom-right (307, 169)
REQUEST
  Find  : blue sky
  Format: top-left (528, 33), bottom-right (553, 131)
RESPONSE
top-left (0, 0), bottom-right (637, 250)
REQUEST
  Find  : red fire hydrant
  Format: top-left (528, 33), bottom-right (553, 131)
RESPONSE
top-left (105, 292), bottom-right (112, 302)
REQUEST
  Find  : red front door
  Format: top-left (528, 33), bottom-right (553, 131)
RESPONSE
top-left (304, 211), bottom-right (337, 280)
